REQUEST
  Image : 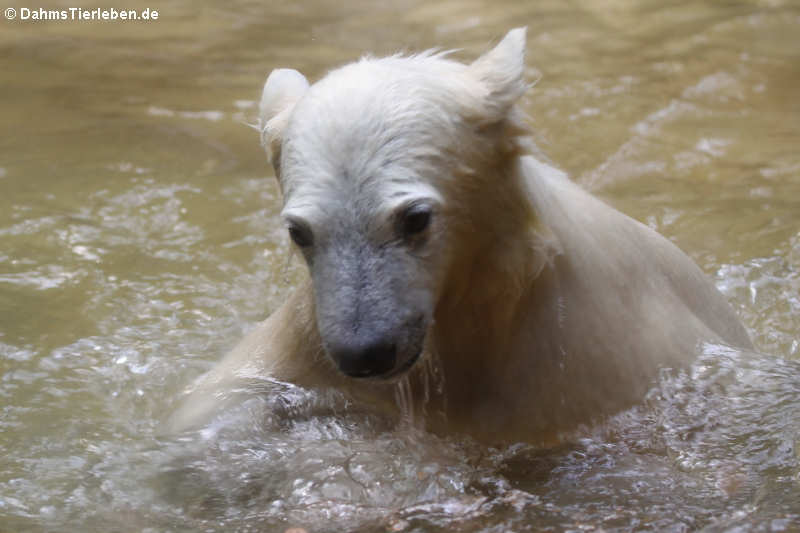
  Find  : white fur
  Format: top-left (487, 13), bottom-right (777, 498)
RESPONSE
top-left (168, 29), bottom-right (751, 444)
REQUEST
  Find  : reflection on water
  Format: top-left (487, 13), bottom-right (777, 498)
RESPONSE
top-left (1, 0), bottom-right (799, 531)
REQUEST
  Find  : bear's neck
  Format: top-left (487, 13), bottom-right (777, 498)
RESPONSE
top-left (420, 154), bottom-right (561, 439)
top-left (433, 154), bottom-right (549, 361)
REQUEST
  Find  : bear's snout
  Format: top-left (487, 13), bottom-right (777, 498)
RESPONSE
top-left (328, 336), bottom-right (398, 378)
top-left (319, 311), bottom-right (428, 380)
top-left (310, 238), bottom-right (433, 381)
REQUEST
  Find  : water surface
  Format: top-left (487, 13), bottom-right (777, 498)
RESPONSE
top-left (1, 1), bottom-right (799, 531)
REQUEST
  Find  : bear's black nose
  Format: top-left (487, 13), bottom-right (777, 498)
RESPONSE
top-left (329, 338), bottom-right (397, 378)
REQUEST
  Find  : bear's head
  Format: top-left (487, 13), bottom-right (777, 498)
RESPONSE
top-left (259, 28), bottom-right (529, 379)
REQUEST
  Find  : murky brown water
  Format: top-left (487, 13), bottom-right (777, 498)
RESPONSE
top-left (1, 1), bottom-right (799, 531)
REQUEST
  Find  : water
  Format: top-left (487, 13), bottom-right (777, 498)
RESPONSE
top-left (1, 0), bottom-right (799, 531)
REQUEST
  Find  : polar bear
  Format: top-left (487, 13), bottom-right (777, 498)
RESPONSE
top-left (169, 28), bottom-right (751, 444)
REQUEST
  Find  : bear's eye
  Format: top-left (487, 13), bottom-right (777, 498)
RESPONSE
top-left (399, 204), bottom-right (432, 238)
top-left (287, 221), bottom-right (314, 248)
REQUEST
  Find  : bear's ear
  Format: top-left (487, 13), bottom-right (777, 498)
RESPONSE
top-left (259, 68), bottom-right (309, 171)
top-left (467, 27), bottom-right (528, 122)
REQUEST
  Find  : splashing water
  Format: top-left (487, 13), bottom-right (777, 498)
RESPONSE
top-left (1, 0), bottom-right (799, 531)
top-left (394, 376), bottom-right (416, 427)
